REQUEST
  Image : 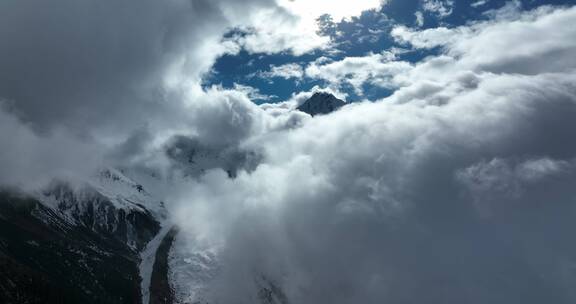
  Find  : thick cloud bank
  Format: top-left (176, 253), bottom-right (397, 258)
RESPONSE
top-left (169, 5), bottom-right (576, 304)
top-left (0, 0), bottom-right (383, 188)
top-left (1, 1), bottom-right (576, 304)
top-left (0, 0), bottom-right (337, 187)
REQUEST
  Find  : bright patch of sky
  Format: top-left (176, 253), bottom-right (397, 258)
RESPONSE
top-left (278, 0), bottom-right (385, 22)
top-left (205, 0), bottom-right (574, 104)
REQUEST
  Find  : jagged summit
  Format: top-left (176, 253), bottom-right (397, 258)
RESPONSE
top-left (297, 92), bottom-right (345, 116)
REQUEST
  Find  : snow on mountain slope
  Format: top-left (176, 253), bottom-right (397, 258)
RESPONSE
top-left (17, 167), bottom-right (170, 303)
top-left (90, 168), bottom-right (168, 219)
top-left (140, 223), bottom-right (174, 304)
top-left (10, 160), bottom-right (287, 303)
top-left (0, 191), bottom-right (144, 304)
top-left (34, 168), bottom-right (165, 251)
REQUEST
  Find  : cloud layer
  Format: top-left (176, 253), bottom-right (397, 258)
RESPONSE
top-left (0, 0), bottom-right (373, 186)
top-left (167, 4), bottom-right (576, 304)
top-left (1, 1), bottom-right (576, 304)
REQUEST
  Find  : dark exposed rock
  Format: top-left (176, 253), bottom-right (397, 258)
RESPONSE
top-left (0, 192), bottom-right (144, 304)
top-left (257, 276), bottom-right (289, 304)
top-left (297, 92), bottom-right (346, 116)
top-left (165, 135), bottom-right (262, 179)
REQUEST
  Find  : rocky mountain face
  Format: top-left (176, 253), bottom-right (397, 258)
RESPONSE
top-left (297, 92), bottom-right (346, 116)
top-left (0, 147), bottom-right (297, 304)
top-left (0, 164), bottom-right (289, 304)
top-left (165, 135), bottom-right (262, 179)
top-left (0, 169), bottom-right (164, 304)
top-left (42, 182), bottom-right (160, 252)
top-left (0, 162), bottom-right (288, 304)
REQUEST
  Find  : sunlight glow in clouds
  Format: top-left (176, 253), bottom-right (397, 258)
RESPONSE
top-left (231, 0), bottom-right (386, 55)
top-left (277, 0), bottom-right (385, 21)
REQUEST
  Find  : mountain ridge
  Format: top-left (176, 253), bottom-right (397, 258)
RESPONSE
top-left (297, 92), bottom-right (346, 116)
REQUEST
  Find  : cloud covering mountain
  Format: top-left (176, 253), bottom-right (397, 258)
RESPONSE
top-left (1, 1), bottom-right (576, 303)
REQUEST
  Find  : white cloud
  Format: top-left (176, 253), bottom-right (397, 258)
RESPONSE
top-left (0, 0), bottom-right (378, 186)
top-left (3, 1), bottom-right (576, 303)
top-left (457, 157), bottom-right (573, 216)
top-left (233, 83), bottom-right (278, 102)
top-left (0, 101), bottom-right (105, 190)
top-left (415, 11), bottom-right (425, 27)
top-left (225, 8), bottom-right (330, 55)
top-left (164, 5), bottom-right (576, 303)
top-left (392, 5), bottom-right (576, 76)
top-left (471, 0), bottom-right (489, 8)
top-left (277, 0), bottom-right (385, 22)
top-left (483, 0), bottom-right (523, 20)
top-left (171, 69), bottom-right (576, 303)
top-left (422, 0), bottom-right (454, 18)
top-left (256, 63), bottom-right (305, 80)
top-left (305, 51), bottom-right (412, 95)
top-left (391, 25), bottom-right (457, 48)
top-left (224, 0), bottom-right (386, 55)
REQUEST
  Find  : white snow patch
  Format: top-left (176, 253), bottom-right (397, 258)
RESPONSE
top-left (89, 168), bottom-right (167, 218)
top-left (139, 223), bottom-right (173, 304)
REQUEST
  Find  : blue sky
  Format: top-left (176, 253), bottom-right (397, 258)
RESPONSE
top-left (206, 0), bottom-right (574, 103)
